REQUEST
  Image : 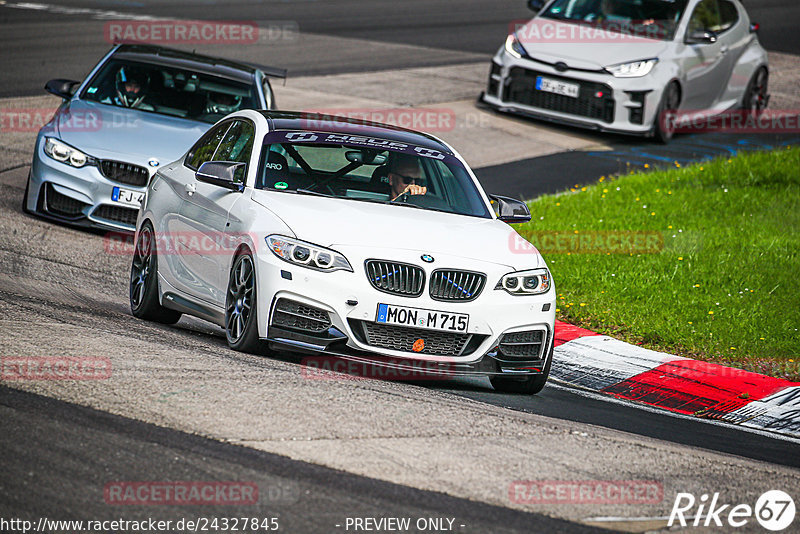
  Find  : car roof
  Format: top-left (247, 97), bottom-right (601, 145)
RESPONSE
top-left (110, 44), bottom-right (257, 84)
top-left (259, 111), bottom-right (454, 154)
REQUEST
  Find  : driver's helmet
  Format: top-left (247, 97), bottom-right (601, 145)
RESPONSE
top-left (115, 66), bottom-right (150, 108)
top-left (205, 92), bottom-right (242, 115)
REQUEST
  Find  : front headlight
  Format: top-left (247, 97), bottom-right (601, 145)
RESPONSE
top-left (266, 235), bottom-right (352, 273)
top-left (496, 268), bottom-right (552, 295)
top-left (605, 58), bottom-right (658, 78)
top-left (44, 137), bottom-right (93, 168)
top-left (504, 33), bottom-right (528, 59)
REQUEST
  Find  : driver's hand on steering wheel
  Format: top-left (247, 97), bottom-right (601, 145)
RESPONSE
top-left (393, 183), bottom-right (427, 201)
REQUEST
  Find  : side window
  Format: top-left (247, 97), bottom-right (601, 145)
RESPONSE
top-left (214, 120), bottom-right (255, 164)
top-left (184, 122), bottom-right (232, 170)
top-left (687, 0), bottom-right (721, 34)
top-left (717, 0), bottom-right (739, 32)
top-left (214, 120), bottom-right (255, 183)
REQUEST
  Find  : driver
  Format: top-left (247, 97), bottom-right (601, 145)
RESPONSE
top-left (112, 66), bottom-right (153, 110)
top-left (205, 91), bottom-right (242, 115)
top-left (388, 154), bottom-right (427, 201)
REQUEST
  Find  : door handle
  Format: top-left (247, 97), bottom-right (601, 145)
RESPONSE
top-left (184, 182), bottom-right (196, 196)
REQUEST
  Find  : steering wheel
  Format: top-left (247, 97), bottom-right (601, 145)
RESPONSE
top-left (392, 191), bottom-right (411, 203)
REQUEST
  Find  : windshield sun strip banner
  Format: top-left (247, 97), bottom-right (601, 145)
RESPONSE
top-left (262, 130), bottom-right (450, 161)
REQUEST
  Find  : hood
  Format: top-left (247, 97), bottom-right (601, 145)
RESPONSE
top-left (54, 99), bottom-right (209, 165)
top-left (250, 190), bottom-right (543, 270)
top-left (516, 18), bottom-right (669, 70)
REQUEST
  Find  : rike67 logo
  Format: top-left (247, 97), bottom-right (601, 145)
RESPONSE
top-left (669, 490), bottom-right (795, 531)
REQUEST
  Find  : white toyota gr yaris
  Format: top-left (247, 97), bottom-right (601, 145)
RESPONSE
top-left (130, 110), bottom-right (556, 393)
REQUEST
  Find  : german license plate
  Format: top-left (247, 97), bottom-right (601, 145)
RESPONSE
top-left (111, 186), bottom-right (144, 208)
top-left (535, 76), bottom-right (579, 98)
top-left (376, 303), bottom-right (469, 333)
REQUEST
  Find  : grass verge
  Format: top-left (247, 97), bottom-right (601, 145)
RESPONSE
top-left (516, 146), bottom-right (800, 381)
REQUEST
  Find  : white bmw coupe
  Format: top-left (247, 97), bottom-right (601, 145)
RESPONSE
top-left (130, 111), bottom-right (556, 393)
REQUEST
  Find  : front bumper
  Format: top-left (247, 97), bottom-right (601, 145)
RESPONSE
top-left (27, 135), bottom-right (149, 232)
top-left (482, 48), bottom-right (665, 136)
top-left (254, 246), bottom-right (556, 377)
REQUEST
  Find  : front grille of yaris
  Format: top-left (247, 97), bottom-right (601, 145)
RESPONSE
top-left (504, 67), bottom-right (615, 123)
top-left (365, 260), bottom-right (425, 297)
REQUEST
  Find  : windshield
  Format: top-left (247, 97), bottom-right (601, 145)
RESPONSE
top-left (540, 0), bottom-right (690, 41)
top-left (80, 59), bottom-right (258, 124)
top-left (256, 131), bottom-right (491, 219)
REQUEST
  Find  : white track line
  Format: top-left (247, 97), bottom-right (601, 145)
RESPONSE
top-left (0, 1), bottom-right (157, 20)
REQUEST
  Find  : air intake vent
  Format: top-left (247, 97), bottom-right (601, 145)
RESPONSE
top-left (99, 160), bottom-right (149, 186)
top-left (272, 298), bottom-right (331, 333)
top-left (429, 269), bottom-right (486, 302)
top-left (44, 183), bottom-right (88, 219)
top-left (92, 204), bottom-right (139, 227)
top-left (497, 330), bottom-right (546, 360)
top-left (365, 260), bottom-right (425, 297)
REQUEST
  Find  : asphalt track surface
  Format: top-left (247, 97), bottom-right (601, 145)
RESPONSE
top-left (2, 1), bottom-right (800, 531)
top-left (0, 386), bottom-right (602, 533)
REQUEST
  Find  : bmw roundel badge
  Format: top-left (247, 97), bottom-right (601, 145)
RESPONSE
top-left (148, 159), bottom-right (160, 167)
top-left (421, 254), bottom-right (434, 263)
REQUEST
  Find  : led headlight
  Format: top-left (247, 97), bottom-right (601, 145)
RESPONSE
top-left (605, 58), bottom-right (658, 78)
top-left (505, 33), bottom-right (528, 59)
top-left (44, 137), bottom-right (93, 168)
top-left (266, 235), bottom-right (352, 272)
top-left (496, 268), bottom-right (551, 295)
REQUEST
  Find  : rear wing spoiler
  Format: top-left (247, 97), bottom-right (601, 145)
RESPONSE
top-left (248, 63), bottom-right (288, 84)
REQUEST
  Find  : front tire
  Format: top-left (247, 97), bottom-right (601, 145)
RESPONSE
top-left (130, 222), bottom-right (182, 324)
top-left (653, 81), bottom-right (681, 144)
top-left (490, 344), bottom-right (553, 395)
top-left (741, 67), bottom-right (768, 115)
top-left (225, 250), bottom-right (262, 353)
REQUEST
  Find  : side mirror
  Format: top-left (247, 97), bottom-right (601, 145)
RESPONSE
top-left (528, 0), bottom-right (546, 12)
top-left (685, 29), bottom-right (717, 45)
top-left (45, 79), bottom-right (80, 100)
top-left (196, 161), bottom-right (246, 191)
top-left (490, 194), bottom-right (531, 224)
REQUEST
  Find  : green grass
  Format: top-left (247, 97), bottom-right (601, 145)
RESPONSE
top-left (516, 146), bottom-right (800, 381)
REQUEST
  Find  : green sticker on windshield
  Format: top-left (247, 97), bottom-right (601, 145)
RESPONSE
top-left (274, 181), bottom-right (288, 190)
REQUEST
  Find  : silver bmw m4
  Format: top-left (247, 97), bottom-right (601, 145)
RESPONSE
top-left (23, 44), bottom-right (284, 231)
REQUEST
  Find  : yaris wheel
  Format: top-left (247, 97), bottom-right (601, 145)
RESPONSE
top-left (653, 81), bottom-right (681, 144)
top-left (742, 67), bottom-right (768, 115)
top-left (130, 222), bottom-right (182, 324)
top-left (225, 250), bottom-right (262, 353)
